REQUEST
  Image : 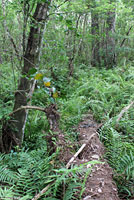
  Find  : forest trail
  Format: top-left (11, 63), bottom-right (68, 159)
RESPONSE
top-left (66, 114), bottom-right (120, 200)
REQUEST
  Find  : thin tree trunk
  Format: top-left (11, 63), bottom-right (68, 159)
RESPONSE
top-left (68, 14), bottom-right (81, 77)
top-left (1, 1), bottom-right (51, 152)
top-left (2, 0), bottom-right (21, 63)
top-left (78, 14), bottom-right (88, 60)
top-left (23, 0), bottom-right (29, 55)
top-left (91, 2), bottom-right (100, 67)
top-left (91, 0), bottom-right (116, 68)
top-left (103, 11), bottom-right (116, 68)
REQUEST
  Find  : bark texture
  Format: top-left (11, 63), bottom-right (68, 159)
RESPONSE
top-left (1, 1), bottom-right (51, 152)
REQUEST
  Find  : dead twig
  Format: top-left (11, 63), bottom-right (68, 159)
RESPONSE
top-left (66, 133), bottom-right (96, 169)
top-left (116, 101), bottom-right (134, 123)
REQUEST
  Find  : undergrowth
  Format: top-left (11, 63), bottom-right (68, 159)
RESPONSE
top-left (0, 149), bottom-right (99, 199)
top-left (59, 64), bottom-right (134, 198)
top-left (1, 63), bottom-right (134, 199)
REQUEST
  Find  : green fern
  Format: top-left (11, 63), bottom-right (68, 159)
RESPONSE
top-left (121, 151), bottom-right (134, 180)
top-left (0, 165), bottom-right (18, 184)
top-left (1, 150), bottom-right (99, 199)
top-left (0, 187), bottom-right (32, 200)
top-left (63, 182), bottom-right (81, 200)
top-left (0, 187), bottom-right (15, 200)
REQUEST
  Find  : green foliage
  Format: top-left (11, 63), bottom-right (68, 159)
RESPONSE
top-left (0, 149), bottom-right (100, 200)
top-left (57, 64), bottom-right (134, 198)
top-left (0, 62), bottom-right (17, 118)
top-left (24, 110), bottom-right (49, 149)
top-left (121, 151), bottom-right (134, 180)
top-left (0, 149), bottom-right (54, 199)
top-left (0, 187), bottom-right (17, 200)
top-left (1, 0), bottom-right (134, 199)
top-left (0, 165), bottom-right (18, 184)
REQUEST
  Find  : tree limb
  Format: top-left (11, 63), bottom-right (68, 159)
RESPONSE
top-left (120, 26), bottom-right (133, 47)
top-left (55, 0), bottom-right (71, 10)
top-left (0, 49), bottom-right (36, 68)
top-left (8, 105), bottom-right (46, 117)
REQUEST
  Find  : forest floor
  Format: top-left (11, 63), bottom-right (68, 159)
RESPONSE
top-left (59, 113), bottom-right (121, 200)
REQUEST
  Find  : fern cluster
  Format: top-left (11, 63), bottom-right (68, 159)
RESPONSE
top-left (0, 148), bottom-right (99, 200)
top-left (0, 149), bottom-right (56, 199)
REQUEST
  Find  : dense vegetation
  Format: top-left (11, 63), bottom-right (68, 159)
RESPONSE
top-left (0, 0), bottom-right (134, 199)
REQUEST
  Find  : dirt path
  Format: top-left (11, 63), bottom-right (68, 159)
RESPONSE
top-left (74, 114), bottom-right (120, 200)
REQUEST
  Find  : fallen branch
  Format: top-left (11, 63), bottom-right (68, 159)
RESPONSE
top-left (66, 133), bottom-right (96, 169)
top-left (116, 101), bottom-right (134, 123)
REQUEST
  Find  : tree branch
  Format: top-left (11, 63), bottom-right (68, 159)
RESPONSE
top-left (9, 105), bottom-right (46, 117)
top-left (120, 26), bottom-right (133, 47)
top-left (55, 0), bottom-right (71, 10)
top-left (0, 49), bottom-right (37, 68)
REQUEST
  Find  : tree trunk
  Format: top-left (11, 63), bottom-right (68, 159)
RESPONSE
top-left (1, 1), bottom-right (51, 152)
top-left (91, 7), bottom-right (100, 67)
top-left (66, 14), bottom-right (81, 78)
top-left (102, 11), bottom-right (116, 68)
top-left (91, 0), bottom-right (116, 68)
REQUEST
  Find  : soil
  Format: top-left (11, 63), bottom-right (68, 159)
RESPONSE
top-left (61, 113), bottom-right (121, 200)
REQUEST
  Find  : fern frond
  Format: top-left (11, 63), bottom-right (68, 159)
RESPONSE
top-left (0, 165), bottom-right (18, 184)
top-left (63, 182), bottom-right (81, 200)
top-left (0, 187), bottom-right (15, 199)
top-left (121, 151), bottom-right (134, 179)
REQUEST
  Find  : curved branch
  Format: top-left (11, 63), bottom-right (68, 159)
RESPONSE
top-left (9, 105), bottom-right (46, 117)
